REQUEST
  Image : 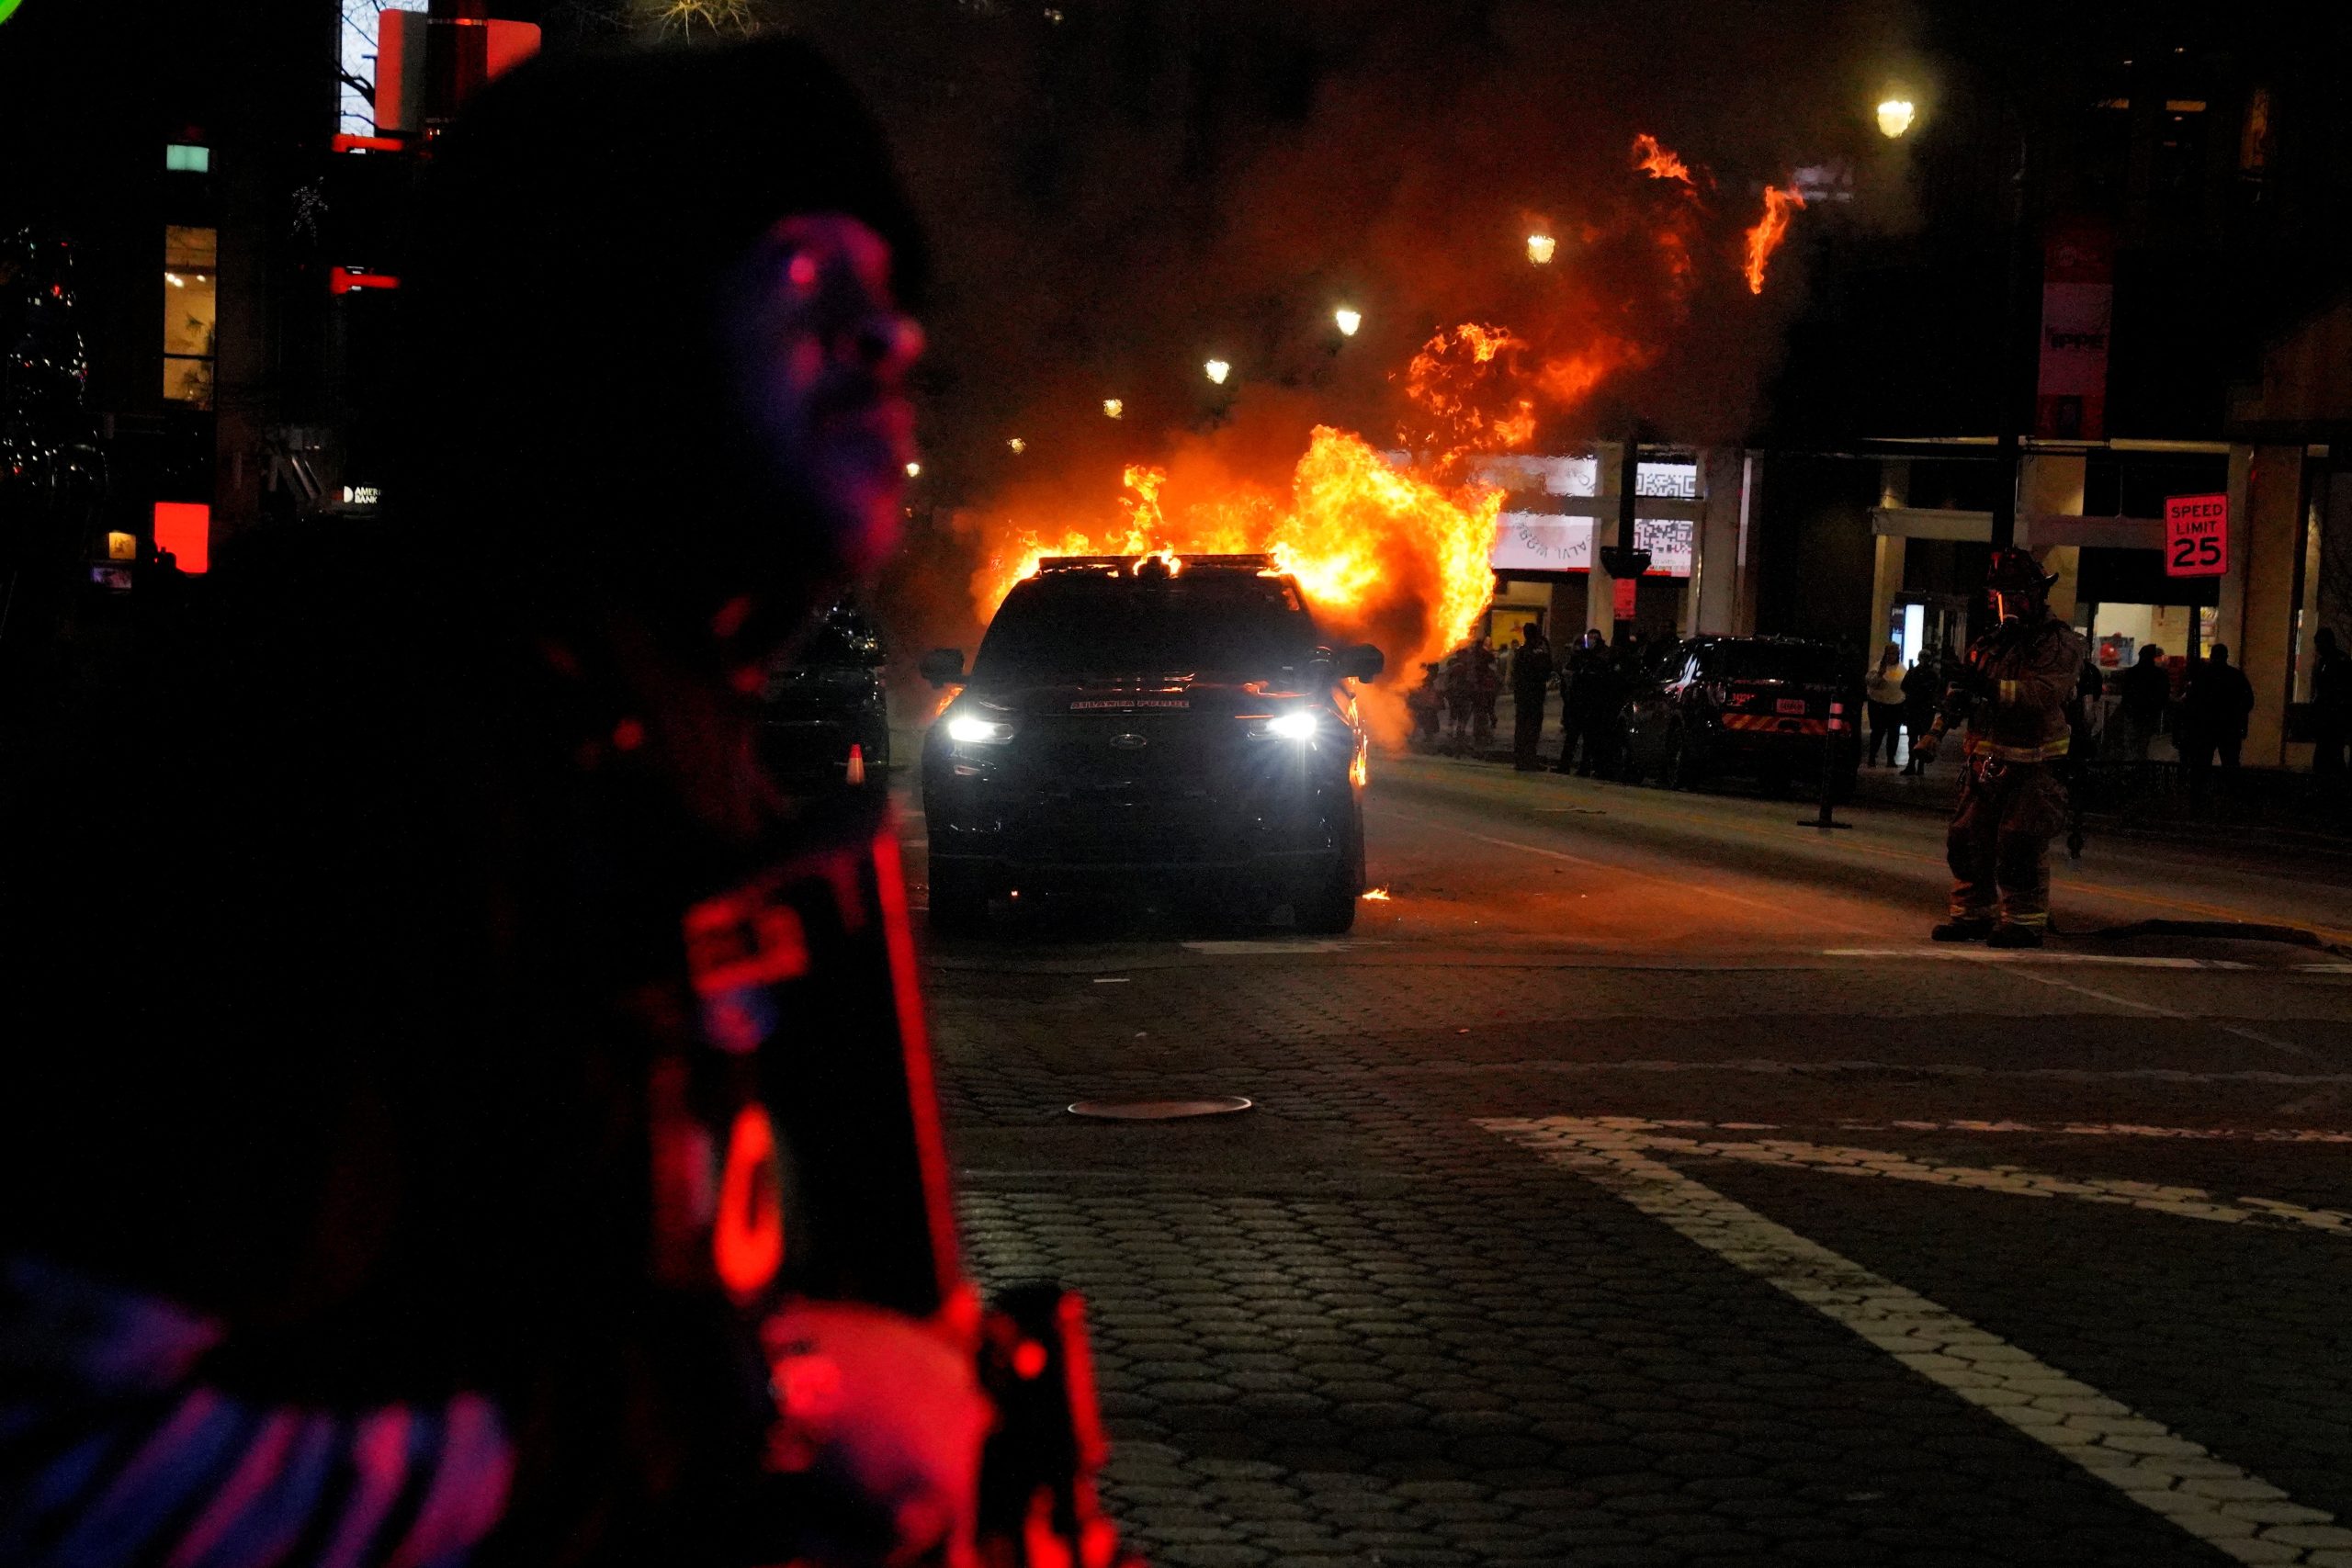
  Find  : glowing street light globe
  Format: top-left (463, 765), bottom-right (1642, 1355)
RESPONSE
top-left (1007, 437), bottom-right (1027, 455)
top-left (1333, 307), bottom-right (1362, 337)
top-left (904, 460), bottom-right (922, 478)
top-left (1204, 358), bottom-right (1231, 386)
top-left (1876, 98), bottom-right (1916, 139)
top-left (1526, 233), bottom-right (1557, 265)
top-left (1102, 398), bottom-right (1124, 419)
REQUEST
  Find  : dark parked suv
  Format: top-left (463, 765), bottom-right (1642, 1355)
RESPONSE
top-left (1621, 635), bottom-right (1863, 795)
top-left (919, 554), bottom-right (1382, 934)
top-left (758, 600), bottom-right (891, 791)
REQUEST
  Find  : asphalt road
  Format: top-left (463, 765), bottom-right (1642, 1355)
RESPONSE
top-left (908, 753), bottom-right (2352, 1568)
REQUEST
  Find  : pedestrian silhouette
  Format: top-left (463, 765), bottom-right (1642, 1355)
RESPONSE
top-left (2312, 627), bottom-right (2347, 776)
top-left (1866, 642), bottom-right (1905, 767)
top-left (2116, 643), bottom-right (2170, 762)
top-left (2180, 642), bottom-right (2254, 809)
top-left (1510, 622), bottom-right (1552, 771)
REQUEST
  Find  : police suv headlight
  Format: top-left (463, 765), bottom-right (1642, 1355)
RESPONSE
top-left (1251, 710), bottom-right (1321, 741)
top-left (946, 714), bottom-right (1016, 745)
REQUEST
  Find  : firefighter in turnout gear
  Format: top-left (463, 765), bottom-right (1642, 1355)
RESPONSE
top-left (1909, 548), bottom-right (2086, 948)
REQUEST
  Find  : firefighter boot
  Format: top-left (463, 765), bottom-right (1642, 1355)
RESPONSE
top-left (1986, 922), bottom-right (2045, 949)
top-left (1931, 918), bottom-right (1997, 942)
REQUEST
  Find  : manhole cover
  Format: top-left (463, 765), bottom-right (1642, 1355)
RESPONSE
top-left (1068, 1096), bottom-right (1254, 1121)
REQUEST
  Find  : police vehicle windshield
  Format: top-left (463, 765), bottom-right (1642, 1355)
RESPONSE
top-left (973, 573), bottom-right (1318, 682)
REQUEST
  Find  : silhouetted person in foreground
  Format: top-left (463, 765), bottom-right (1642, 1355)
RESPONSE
top-left (1510, 622), bottom-right (1552, 771)
top-left (2181, 642), bottom-right (2255, 808)
top-left (1, 39), bottom-right (1010, 1568)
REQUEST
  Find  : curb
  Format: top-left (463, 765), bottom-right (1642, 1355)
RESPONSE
top-left (1446, 747), bottom-right (2352, 861)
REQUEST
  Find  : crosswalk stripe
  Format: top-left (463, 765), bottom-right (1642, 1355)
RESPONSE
top-left (1485, 1115), bottom-right (2352, 1565)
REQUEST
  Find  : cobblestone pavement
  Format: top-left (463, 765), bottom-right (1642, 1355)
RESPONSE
top-left (911, 757), bottom-right (2352, 1566)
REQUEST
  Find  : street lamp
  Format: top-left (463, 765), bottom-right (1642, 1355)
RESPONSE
top-left (904, 460), bottom-right (921, 478)
top-left (1525, 233), bottom-right (1556, 265)
top-left (1204, 358), bottom-right (1230, 386)
top-left (1102, 398), bottom-right (1124, 419)
top-left (1333, 307), bottom-right (1362, 337)
top-left (1876, 97), bottom-right (1917, 139)
top-left (1007, 437), bottom-right (1026, 455)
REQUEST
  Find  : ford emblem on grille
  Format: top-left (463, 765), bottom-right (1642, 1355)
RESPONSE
top-left (1108, 732), bottom-right (1148, 750)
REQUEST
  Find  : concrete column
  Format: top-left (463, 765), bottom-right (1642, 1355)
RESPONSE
top-left (2239, 444), bottom-right (2306, 767)
top-left (2293, 491), bottom-right (2324, 703)
top-left (2217, 445), bottom-right (2253, 656)
top-left (1868, 535), bottom-right (1906, 662)
top-left (1691, 447), bottom-right (1744, 635)
top-left (1588, 441), bottom-right (1626, 638)
top-left (2019, 452), bottom-right (2086, 623)
top-left (1863, 458), bottom-right (1911, 656)
top-left (1733, 452), bottom-right (1761, 636)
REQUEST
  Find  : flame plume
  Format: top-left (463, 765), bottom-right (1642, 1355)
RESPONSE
top-left (967, 430), bottom-right (1504, 745)
top-left (1627, 133), bottom-right (1706, 307)
top-left (1631, 133), bottom-right (1697, 191)
top-left (947, 123), bottom-right (1823, 750)
top-left (1741, 183), bottom-right (1806, 295)
top-left (1401, 323), bottom-right (1539, 468)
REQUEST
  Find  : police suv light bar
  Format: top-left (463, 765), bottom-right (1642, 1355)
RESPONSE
top-left (1033, 553), bottom-right (1277, 573)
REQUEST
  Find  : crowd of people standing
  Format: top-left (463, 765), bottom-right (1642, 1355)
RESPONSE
top-left (1408, 615), bottom-right (2352, 813)
top-left (1407, 624), bottom-right (1663, 776)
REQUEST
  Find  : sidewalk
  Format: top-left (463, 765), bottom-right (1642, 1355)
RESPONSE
top-left (1463, 691), bottom-right (2352, 857)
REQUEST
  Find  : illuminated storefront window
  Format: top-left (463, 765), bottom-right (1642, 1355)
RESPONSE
top-left (162, 225), bottom-right (217, 408)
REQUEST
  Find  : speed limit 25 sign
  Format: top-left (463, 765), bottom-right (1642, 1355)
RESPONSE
top-left (2164, 493), bottom-right (2228, 578)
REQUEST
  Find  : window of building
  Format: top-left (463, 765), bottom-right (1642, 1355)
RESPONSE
top-left (162, 225), bottom-right (218, 408)
top-left (164, 143), bottom-right (209, 173)
top-left (153, 502), bottom-right (211, 575)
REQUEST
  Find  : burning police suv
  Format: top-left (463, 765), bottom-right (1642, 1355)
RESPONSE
top-left (918, 553), bottom-right (1382, 935)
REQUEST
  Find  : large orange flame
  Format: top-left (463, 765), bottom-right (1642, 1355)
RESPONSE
top-left (1629, 133), bottom-right (1707, 310)
top-left (1402, 323), bottom-right (1539, 465)
top-left (1741, 183), bottom-right (1806, 295)
top-left (1535, 335), bottom-right (1651, 405)
top-left (968, 428), bottom-right (1504, 745)
top-left (1631, 132), bottom-right (1697, 191)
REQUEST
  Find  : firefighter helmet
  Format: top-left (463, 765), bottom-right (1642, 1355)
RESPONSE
top-left (1985, 547), bottom-right (2059, 595)
top-left (1984, 547), bottom-right (2058, 623)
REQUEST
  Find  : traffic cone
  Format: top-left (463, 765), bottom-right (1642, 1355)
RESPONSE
top-left (845, 743), bottom-right (865, 786)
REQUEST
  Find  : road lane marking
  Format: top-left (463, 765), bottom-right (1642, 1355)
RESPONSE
top-left (1179, 940), bottom-right (1351, 954)
top-left (1849, 1119), bottom-right (2352, 1145)
top-left (1370, 1059), bottom-right (2352, 1086)
top-left (1826, 948), bottom-right (2240, 969)
top-left (2007, 968), bottom-right (2186, 1017)
top-left (1493, 1116), bottom-right (2351, 1236)
top-left (1373, 809), bottom-right (1811, 924)
top-left (1484, 1116), bottom-right (2352, 1564)
top-left (1831, 949), bottom-right (2352, 978)
top-left (1998, 968), bottom-right (2335, 1066)
top-left (1602, 1117), bottom-right (2352, 1145)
